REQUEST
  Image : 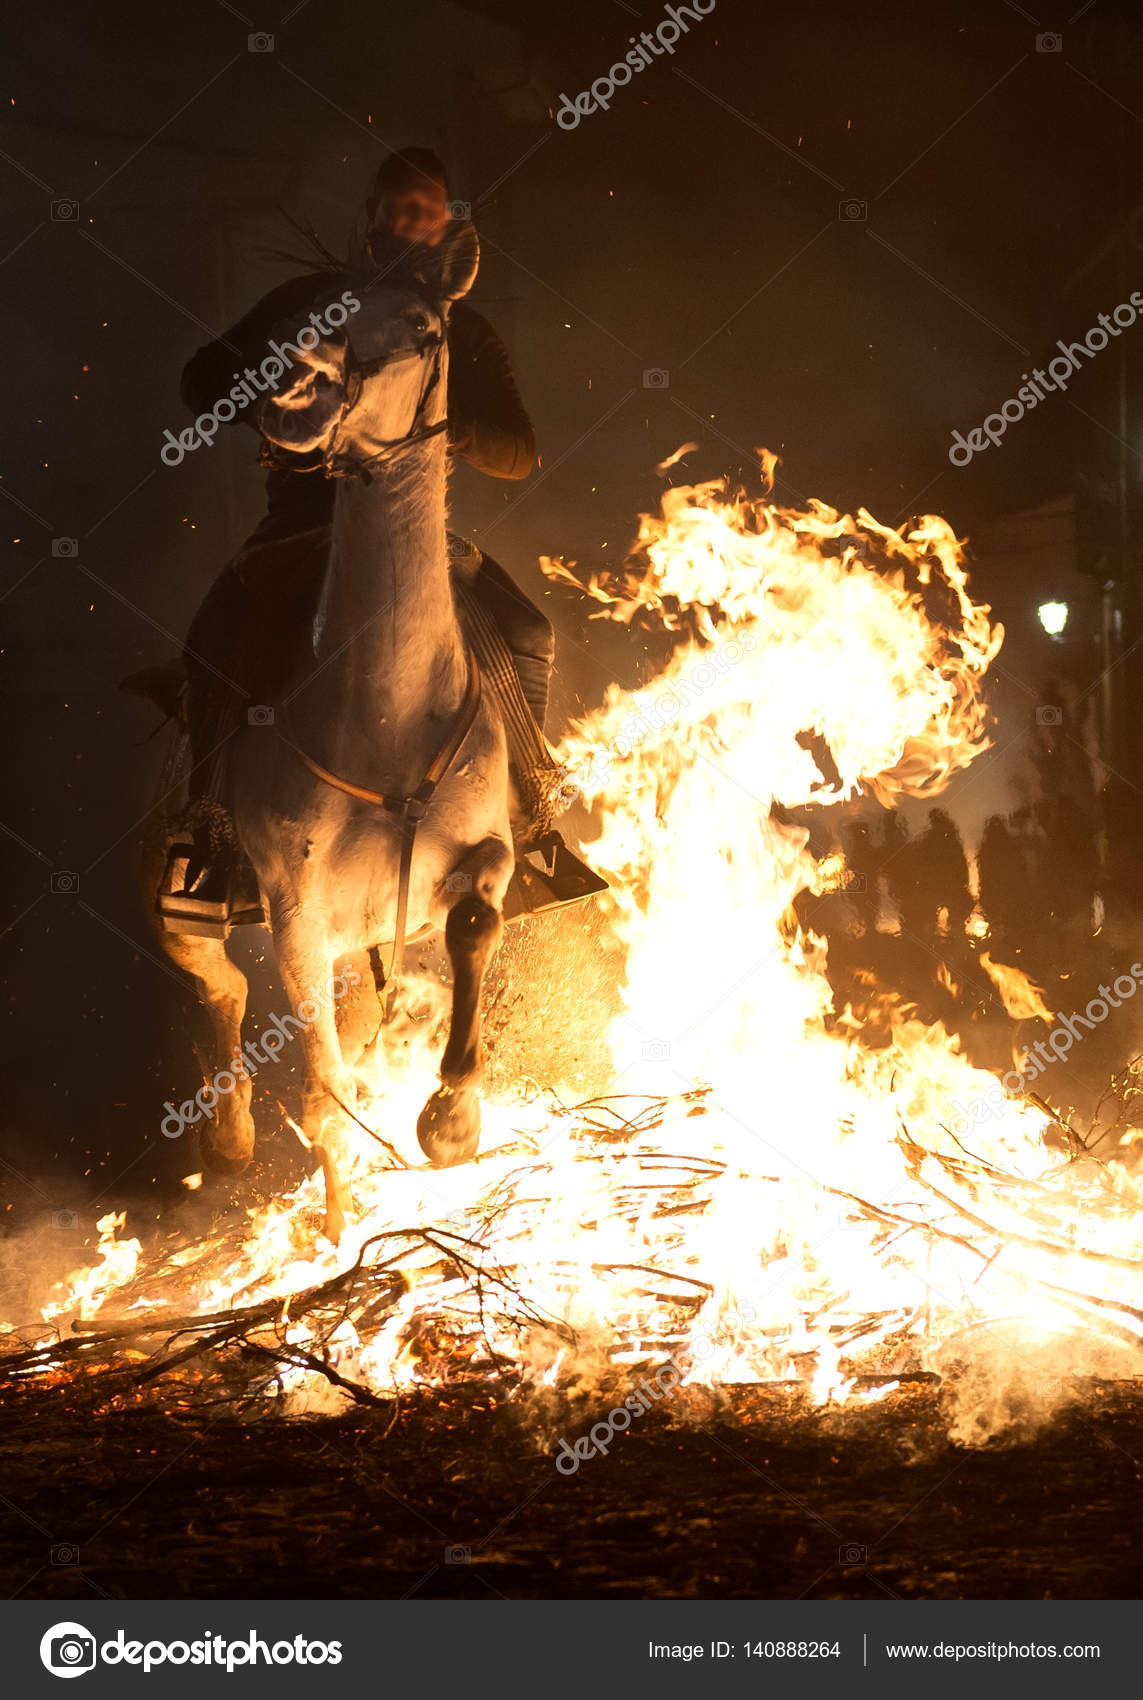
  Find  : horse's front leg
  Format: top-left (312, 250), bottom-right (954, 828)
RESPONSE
top-left (269, 908), bottom-right (357, 1243)
top-left (418, 838), bottom-right (512, 1167)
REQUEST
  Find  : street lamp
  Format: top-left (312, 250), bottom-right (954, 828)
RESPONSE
top-left (1037, 600), bottom-right (1069, 638)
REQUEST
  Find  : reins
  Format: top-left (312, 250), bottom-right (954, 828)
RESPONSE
top-left (259, 331), bottom-right (448, 482)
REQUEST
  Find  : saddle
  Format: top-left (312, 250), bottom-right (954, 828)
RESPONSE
top-left (139, 530), bottom-right (606, 938)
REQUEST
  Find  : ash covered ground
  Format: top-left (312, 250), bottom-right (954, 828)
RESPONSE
top-left (2, 1379), bottom-right (1141, 1600)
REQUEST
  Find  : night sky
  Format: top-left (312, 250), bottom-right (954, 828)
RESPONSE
top-left (2, 0), bottom-right (1141, 1231)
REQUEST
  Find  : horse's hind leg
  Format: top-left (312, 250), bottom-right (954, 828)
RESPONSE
top-left (268, 911), bottom-right (359, 1243)
top-left (417, 892), bottom-right (504, 1167)
top-left (159, 932), bottom-right (254, 1173)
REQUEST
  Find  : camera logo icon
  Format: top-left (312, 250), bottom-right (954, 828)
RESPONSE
top-left (40, 1622), bottom-right (96, 1677)
top-left (642, 368), bottom-right (669, 390)
top-left (838, 533), bottom-right (868, 558)
top-left (50, 1543), bottom-right (80, 1565)
top-left (839, 199), bottom-right (867, 221)
top-left (447, 200), bottom-right (471, 221)
top-left (839, 1542), bottom-right (868, 1566)
top-left (1036, 705), bottom-right (1062, 726)
top-left (50, 871), bottom-right (79, 896)
top-left (247, 704), bottom-right (275, 726)
top-left (444, 1544), bottom-right (471, 1564)
top-left (51, 199), bottom-right (80, 222)
top-left (444, 872), bottom-right (472, 893)
top-left (641, 1039), bottom-right (671, 1062)
top-left (52, 538), bottom-right (79, 558)
top-left (1036, 31), bottom-right (1062, 51)
top-left (248, 31), bottom-right (274, 51)
top-left (52, 1209), bottom-right (80, 1230)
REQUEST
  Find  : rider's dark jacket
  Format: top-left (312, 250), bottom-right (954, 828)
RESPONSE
top-left (181, 269), bottom-right (536, 539)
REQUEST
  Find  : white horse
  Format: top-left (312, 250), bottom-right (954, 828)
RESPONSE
top-left (158, 224), bottom-right (514, 1238)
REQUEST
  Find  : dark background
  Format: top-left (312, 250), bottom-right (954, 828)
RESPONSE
top-left (3, 0), bottom-right (1143, 1246)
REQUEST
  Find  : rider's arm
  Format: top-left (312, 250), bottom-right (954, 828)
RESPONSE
top-left (180, 270), bottom-right (344, 425)
top-left (447, 305), bottom-right (537, 481)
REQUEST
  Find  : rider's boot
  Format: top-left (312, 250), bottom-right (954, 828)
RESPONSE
top-left (157, 827), bottom-right (265, 939)
top-left (499, 652), bottom-right (609, 921)
top-left (155, 688), bottom-right (265, 939)
top-left (503, 828), bottom-right (610, 921)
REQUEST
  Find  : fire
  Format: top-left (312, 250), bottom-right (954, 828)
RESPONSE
top-left (19, 463), bottom-right (1143, 1440)
top-left (39, 1212), bottom-right (140, 1326)
top-left (980, 952), bottom-right (1055, 1024)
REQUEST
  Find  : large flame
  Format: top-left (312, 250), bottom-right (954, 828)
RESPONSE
top-left (20, 465), bottom-right (1143, 1440)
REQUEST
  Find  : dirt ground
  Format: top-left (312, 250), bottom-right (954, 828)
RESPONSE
top-left (2, 1378), bottom-right (1141, 1602)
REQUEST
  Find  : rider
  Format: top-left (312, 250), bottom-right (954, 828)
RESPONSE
top-left (167, 148), bottom-right (599, 928)
top-left (181, 147), bottom-right (554, 728)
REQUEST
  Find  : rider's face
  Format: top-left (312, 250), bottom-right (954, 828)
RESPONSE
top-left (376, 181), bottom-right (449, 247)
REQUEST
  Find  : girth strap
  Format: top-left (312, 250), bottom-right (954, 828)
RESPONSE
top-left (280, 655), bottom-right (482, 1003)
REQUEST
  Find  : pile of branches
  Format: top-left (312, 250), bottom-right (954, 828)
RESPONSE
top-left (3, 1083), bottom-right (1142, 1420)
top-left (0, 1096), bottom-right (687, 1417)
top-left (0, 1221), bottom-right (547, 1418)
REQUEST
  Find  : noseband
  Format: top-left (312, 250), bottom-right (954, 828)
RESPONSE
top-left (322, 327), bottom-right (448, 479)
top-left (258, 321), bottom-right (448, 481)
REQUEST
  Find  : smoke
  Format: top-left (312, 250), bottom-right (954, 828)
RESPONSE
top-left (935, 1325), bottom-right (1139, 1446)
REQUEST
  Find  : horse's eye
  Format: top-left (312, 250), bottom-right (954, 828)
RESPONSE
top-left (411, 313), bottom-right (429, 334)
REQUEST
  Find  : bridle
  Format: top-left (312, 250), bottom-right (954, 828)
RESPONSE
top-left (321, 326), bottom-right (448, 479)
top-left (258, 320), bottom-right (449, 482)
top-left (268, 305), bottom-right (482, 1009)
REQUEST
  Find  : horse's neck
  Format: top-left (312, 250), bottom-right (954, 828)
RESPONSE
top-left (310, 437), bottom-right (464, 776)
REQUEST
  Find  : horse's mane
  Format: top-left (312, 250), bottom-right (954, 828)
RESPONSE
top-left (254, 205), bottom-right (428, 288)
top-left (255, 205), bottom-right (346, 274)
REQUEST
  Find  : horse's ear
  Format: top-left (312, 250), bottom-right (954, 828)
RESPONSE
top-left (428, 220), bottom-right (479, 303)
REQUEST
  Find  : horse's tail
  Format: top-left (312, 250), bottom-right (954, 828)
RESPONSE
top-left (119, 659), bottom-right (186, 723)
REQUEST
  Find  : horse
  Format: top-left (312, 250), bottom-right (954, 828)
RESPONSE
top-left (156, 223), bottom-right (514, 1240)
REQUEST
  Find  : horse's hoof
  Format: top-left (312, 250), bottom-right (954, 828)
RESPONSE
top-left (417, 1087), bottom-right (480, 1168)
top-left (198, 1129), bottom-right (253, 1176)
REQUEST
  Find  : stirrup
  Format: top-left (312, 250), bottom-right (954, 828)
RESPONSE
top-left (503, 830), bottom-right (609, 922)
top-left (157, 842), bottom-right (267, 939)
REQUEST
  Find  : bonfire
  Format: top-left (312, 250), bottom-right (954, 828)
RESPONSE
top-left (7, 458), bottom-right (1143, 1447)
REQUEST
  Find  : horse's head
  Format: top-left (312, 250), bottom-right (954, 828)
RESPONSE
top-left (258, 221), bottom-right (479, 472)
